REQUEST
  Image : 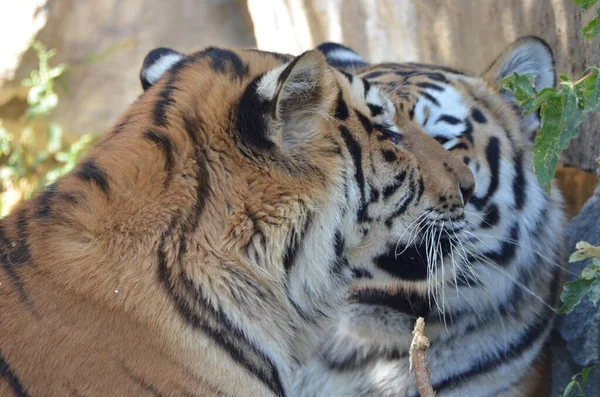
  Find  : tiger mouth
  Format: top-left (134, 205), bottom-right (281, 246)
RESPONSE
top-left (349, 288), bottom-right (430, 318)
top-left (374, 236), bottom-right (453, 281)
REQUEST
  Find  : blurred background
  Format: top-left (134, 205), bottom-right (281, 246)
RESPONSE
top-left (0, 0), bottom-right (599, 393)
top-left (1, 0), bottom-right (599, 216)
top-left (0, 2), bottom-right (598, 211)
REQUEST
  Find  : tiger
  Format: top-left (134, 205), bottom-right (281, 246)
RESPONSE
top-left (290, 37), bottom-right (566, 396)
top-left (0, 44), bottom-right (474, 396)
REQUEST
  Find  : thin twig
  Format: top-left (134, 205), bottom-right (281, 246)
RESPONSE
top-left (410, 317), bottom-right (436, 397)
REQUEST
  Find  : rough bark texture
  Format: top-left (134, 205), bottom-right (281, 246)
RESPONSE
top-left (247, 0), bottom-right (600, 171)
top-left (0, 0), bottom-right (255, 137)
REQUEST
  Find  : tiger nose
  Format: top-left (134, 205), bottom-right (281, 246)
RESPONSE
top-left (459, 182), bottom-right (475, 204)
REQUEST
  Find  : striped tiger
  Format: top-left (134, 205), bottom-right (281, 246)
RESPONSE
top-left (291, 37), bottom-right (566, 397)
top-left (0, 45), bottom-right (474, 396)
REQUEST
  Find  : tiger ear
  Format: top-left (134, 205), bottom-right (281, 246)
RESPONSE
top-left (267, 50), bottom-right (336, 153)
top-left (317, 42), bottom-right (368, 73)
top-left (140, 48), bottom-right (184, 90)
top-left (483, 36), bottom-right (555, 137)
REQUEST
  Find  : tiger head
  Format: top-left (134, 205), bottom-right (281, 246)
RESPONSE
top-left (309, 37), bottom-right (564, 371)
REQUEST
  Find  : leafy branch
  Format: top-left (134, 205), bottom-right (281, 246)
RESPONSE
top-left (0, 41), bottom-right (94, 216)
top-left (502, 3), bottom-right (600, 395)
top-left (560, 241), bottom-right (600, 314)
top-left (560, 367), bottom-right (593, 397)
top-left (500, 69), bottom-right (599, 192)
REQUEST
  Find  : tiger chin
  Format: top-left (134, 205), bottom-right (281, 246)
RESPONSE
top-left (292, 37), bottom-right (566, 396)
top-left (0, 42), bottom-right (476, 396)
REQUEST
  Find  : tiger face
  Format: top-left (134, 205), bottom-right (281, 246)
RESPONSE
top-left (293, 37), bottom-right (565, 397)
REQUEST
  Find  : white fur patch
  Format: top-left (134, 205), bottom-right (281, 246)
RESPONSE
top-left (142, 53), bottom-right (184, 86)
top-left (414, 84), bottom-right (470, 139)
top-left (326, 48), bottom-right (367, 66)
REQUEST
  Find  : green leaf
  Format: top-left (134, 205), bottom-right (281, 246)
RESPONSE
top-left (533, 84), bottom-right (586, 192)
top-left (569, 241), bottom-right (600, 262)
top-left (47, 123), bottom-right (63, 153)
top-left (583, 6), bottom-right (600, 38)
top-left (500, 73), bottom-right (541, 115)
top-left (589, 278), bottom-right (600, 305)
top-left (580, 259), bottom-right (600, 279)
top-left (579, 68), bottom-right (600, 112)
top-left (560, 278), bottom-right (599, 313)
top-left (573, 0), bottom-right (599, 11)
top-left (581, 367), bottom-right (592, 386)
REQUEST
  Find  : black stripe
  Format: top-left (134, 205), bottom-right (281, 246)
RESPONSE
top-left (381, 149), bottom-right (397, 163)
top-left (469, 137), bottom-right (500, 210)
top-left (375, 240), bottom-right (428, 280)
top-left (0, 351), bottom-right (29, 397)
top-left (427, 307), bottom-right (553, 395)
top-left (203, 48), bottom-right (248, 79)
top-left (463, 119), bottom-right (474, 143)
top-left (482, 222), bottom-right (519, 266)
top-left (436, 115), bottom-right (461, 125)
top-left (74, 159), bottom-right (110, 197)
top-left (408, 103), bottom-right (416, 120)
top-left (112, 116), bottom-right (131, 134)
top-left (355, 110), bottom-right (373, 134)
top-left (334, 90), bottom-right (349, 120)
top-left (362, 71), bottom-right (388, 79)
top-left (350, 288), bottom-right (430, 318)
top-left (368, 188), bottom-right (379, 204)
top-left (338, 126), bottom-right (365, 201)
top-left (350, 267), bottom-right (373, 279)
top-left (384, 169), bottom-right (416, 227)
top-left (367, 104), bottom-right (384, 117)
top-left (480, 204), bottom-right (500, 228)
top-left (419, 91), bottom-right (440, 106)
top-left (405, 62), bottom-right (464, 75)
top-left (325, 346), bottom-right (407, 372)
top-left (236, 75), bottom-right (274, 151)
top-left (121, 363), bottom-right (167, 397)
top-left (150, 50), bottom-right (206, 128)
top-left (331, 229), bottom-right (349, 276)
top-left (158, 239), bottom-right (285, 397)
top-left (277, 55), bottom-right (302, 86)
top-left (38, 183), bottom-right (56, 220)
top-left (512, 152), bottom-right (526, 210)
top-left (471, 108), bottom-right (487, 123)
top-left (433, 136), bottom-right (449, 145)
top-left (415, 175), bottom-right (425, 203)
top-left (382, 171), bottom-right (406, 199)
top-left (10, 209), bottom-right (32, 266)
top-left (0, 223), bottom-right (33, 308)
top-left (340, 70), bottom-right (354, 83)
top-left (283, 213), bottom-right (312, 271)
top-left (144, 131), bottom-right (174, 181)
top-left (362, 79), bottom-right (371, 97)
top-left (449, 142), bottom-right (469, 151)
top-left (416, 82), bottom-right (444, 91)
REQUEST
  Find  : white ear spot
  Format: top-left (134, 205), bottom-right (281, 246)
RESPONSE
top-left (140, 48), bottom-right (184, 90)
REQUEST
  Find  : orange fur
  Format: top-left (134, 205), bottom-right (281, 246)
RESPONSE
top-left (0, 49), bottom-right (345, 397)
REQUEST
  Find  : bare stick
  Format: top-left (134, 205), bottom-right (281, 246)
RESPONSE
top-left (410, 317), bottom-right (435, 397)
